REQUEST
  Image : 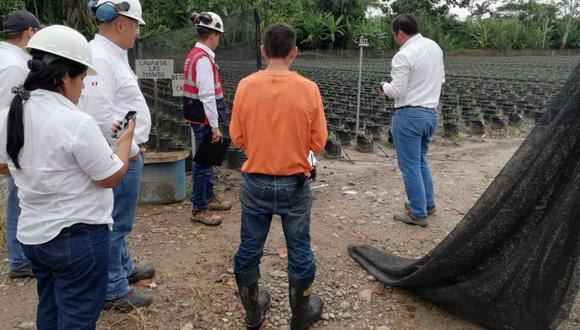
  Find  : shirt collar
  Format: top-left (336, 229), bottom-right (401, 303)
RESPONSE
top-left (94, 34), bottom-right (127, 58)
top-left (0, 41), bottom-right (29, 60)
top-left (195, 42), bottom-right (215, 59)
top-left (400, 33), bottom-right (422, 50)
top-left (31, 89), bottom-right (78, 110)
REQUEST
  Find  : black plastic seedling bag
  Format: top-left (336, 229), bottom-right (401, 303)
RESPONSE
top-left (349, 62), bottom-right (580, 330)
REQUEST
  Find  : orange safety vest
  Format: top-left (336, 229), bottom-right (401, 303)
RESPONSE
top-left (183, 46), bottom-right (227, 124)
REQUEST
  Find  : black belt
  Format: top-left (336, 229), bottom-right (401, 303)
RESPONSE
top-left (394, 105), bottom-right (435, 111)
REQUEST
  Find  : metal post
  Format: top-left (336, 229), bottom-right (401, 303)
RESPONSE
top-left (355, 44), bottom-right (363, 134)
top-left (153, 78), bottom-right (160, 150)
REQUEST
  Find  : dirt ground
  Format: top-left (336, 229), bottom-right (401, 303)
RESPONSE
top-left (1, 130), bottom-right (579, 330)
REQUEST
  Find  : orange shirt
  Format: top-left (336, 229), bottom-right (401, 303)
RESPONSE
top-left (229, 70), bottom-right (328, 176)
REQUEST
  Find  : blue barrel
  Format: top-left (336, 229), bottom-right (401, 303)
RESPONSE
top-left (139, 151), bottom-right (190, 204)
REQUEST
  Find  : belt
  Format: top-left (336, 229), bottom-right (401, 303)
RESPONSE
top-left (394, 105), bottom-right (435, 111)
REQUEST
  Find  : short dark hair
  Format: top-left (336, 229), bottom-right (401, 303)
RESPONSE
top-left (196, 26), bottom-right (218, 40)
top-left (263, 23), bottom-right (296, 59)
top-left (392, 14), bottom-right (419, 35)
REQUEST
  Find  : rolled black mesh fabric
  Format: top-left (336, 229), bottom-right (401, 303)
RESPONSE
top-left (349, 61), bottom-right (580, 330)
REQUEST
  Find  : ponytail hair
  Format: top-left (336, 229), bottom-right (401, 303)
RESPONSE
top-left (6, 50), bottom-right (87, 169)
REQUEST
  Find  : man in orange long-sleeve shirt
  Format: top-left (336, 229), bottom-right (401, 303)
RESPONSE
top-left (229, 23), bottom-right (327, 330)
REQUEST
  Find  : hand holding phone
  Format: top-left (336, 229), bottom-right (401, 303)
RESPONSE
top-left (111, 111), bottom-right (137, 139)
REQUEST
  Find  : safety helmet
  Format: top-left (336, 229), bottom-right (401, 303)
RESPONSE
top-left (26, 25), bottom-right (97, 75)
top-left (88, 0), bottom-right (146, 25)
top-left (191, 12), bottom-right (224, 33)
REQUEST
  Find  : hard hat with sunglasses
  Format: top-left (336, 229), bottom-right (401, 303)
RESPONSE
top-left (191, 11), bottom-right (224, 34)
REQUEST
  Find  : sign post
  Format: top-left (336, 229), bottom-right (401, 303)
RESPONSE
top-left (135, 59), bottom-right (175, 150)
top-left (353, 36), bottom-right (371, 134)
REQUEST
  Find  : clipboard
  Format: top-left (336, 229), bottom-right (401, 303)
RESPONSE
top-left (193, 134), bottom-right (231, 166)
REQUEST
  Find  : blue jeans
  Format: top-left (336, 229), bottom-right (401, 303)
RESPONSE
top-left (391, 108), bottom-right (439, 218)
top-left (22, 224), bottom-right (109, 330)
top-left (234, 174), bottom-right (316, 288)
top-left (191, 124), bottom-right (214, 209)
top-left (107, 155), bottom-right (143, 300)
top-left (6, 176), bottom-right (30, 270)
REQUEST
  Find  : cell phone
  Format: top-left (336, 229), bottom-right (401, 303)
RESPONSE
top-left (111, 111), bottom-right (137, 139)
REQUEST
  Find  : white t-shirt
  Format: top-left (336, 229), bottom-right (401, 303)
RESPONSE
top-left (0, 90), bottom-right (123, 245)
top-left (0, 41), bottom-right (30, 110)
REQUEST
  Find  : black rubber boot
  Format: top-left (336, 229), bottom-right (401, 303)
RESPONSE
top-left (238, 282), bottom-right (271, 330)
top-left (289, 285), bottom-right (324, 330)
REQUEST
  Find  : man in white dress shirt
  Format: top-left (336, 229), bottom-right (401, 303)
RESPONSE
top-left (0, 10), bottom-right (41, 278)
top-left (80, 0), bottom-right (153, 311)
top-left (380, 14), bottom-right (445, 227)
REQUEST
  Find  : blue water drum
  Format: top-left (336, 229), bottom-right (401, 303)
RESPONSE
top-left (139, 151), bottom-right (190, 204)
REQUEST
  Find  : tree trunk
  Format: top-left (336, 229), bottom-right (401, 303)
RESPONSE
top-left (560, 15), bottom-right (572, 49)
top-left (541, 16), bottom-right (549, 49)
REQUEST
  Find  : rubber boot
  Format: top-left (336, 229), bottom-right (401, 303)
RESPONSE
top-left (238, 282), bottom-right (271, 330)
top-left (289, 285), bottom-right (324, 330)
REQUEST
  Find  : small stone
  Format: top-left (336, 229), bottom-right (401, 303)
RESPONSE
top-left (148, 282), bottom-right (157, 288)
top-left (180, 323), bottom-right (194, 330)
top-left (377, 327), bottom-right (391, 330)
top-left (329, 313), bottom-right (336, 319)
top-left (339, 301), bottom-right (350, 310)
top-left (321, 313), bottom-right (330, 320)
top-left (270, 270), bottom-right (287, 278)
top-left (16, 322), bottom-right (36, 329)
top-left (358, 289), bottom-right (373, 303)
top-left (227, 267), bottom-right (234, 274)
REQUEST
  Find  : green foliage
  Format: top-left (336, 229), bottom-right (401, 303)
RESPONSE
top-left (1, 0), bottom-right (579, 50)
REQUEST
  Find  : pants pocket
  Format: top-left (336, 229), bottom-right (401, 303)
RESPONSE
top-left (36, 233), bottom-right (72, 268)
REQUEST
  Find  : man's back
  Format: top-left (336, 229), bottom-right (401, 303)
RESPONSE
top-left (230, 70), bottom-right (327, 176)
top-left (0, 42), bottom-right (29, 109)
top-left (391, 34), bottom-right (444, 109)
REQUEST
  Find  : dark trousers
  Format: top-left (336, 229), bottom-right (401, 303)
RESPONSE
top-left (22, 224), bottom-right (109, 330)
top-left (234, 173), bottom-right (316, 288)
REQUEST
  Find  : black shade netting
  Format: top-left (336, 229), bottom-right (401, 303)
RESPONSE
top-left (348, 61), bottom-right (580, 330)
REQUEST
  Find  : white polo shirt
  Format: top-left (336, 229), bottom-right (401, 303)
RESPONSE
top-left (80, 34), bottom-right (151, 157)
top-left (0, 90), bottom-right (123, 245)
top-left (382, 34), bottom-right (445, 109)
top-left (0, 41), bottom-right (30, 109)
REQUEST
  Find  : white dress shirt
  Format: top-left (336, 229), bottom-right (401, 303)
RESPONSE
top-left (194, 42), bottom-right (219, 128)
top-left (80, 34), bottom-right (151, 157)
top-left (382, 34), bottom-right (445, 109)
top-left (0, 41), bottom-right (30, 110)
top-left (0, 90), bottom-right (123, 245)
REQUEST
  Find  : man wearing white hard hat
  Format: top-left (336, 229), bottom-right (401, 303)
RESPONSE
top-left (80, 0), bottom-right (153, 311)
top-left (184, 11), bottom-right (231, 226)
top-left (0, 24), bottom-right (135, 329)
top-left (0, 9), bottom-right (42, 279)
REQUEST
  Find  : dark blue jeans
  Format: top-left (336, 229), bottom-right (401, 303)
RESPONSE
top-left (22, 224), bottom-right (109, 330)
top-left (191, 124), bottom-right (214, 209)
top-left (6, 176), bottom-right (30, 270)
top-left (391, 108), bottom-right (439, 218)
top-left (107, 155), bottom-right (143, 300)
top-left (234, 174), bottom-right (316, 288)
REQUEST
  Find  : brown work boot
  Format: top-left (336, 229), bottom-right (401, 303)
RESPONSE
top-left (191, 208), bottom-right (223, 226)
top-left (404, 202), bottom-right (437, 216)
top-left (393, 212), bottom-right (428, 227)
top-left (208, 196), bottom-right (232, 211)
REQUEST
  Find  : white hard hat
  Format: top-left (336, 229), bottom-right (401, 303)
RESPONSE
top-left (191, 11), bottom-right (224, 33)
top-left (89, 0), bottom-right (146, 25)
top-left (26, 25), bottom-right (97, 75)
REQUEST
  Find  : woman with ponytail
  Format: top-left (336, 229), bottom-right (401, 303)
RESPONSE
top-left (0, 25), bottom-right (134, 329)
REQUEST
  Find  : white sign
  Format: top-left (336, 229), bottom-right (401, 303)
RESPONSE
top-left (172, 74), bottom-right (184, 97)
top-left (135, 59), bottom-right (174, 79)
top-left (353, 36), bottom-right (371, 48)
